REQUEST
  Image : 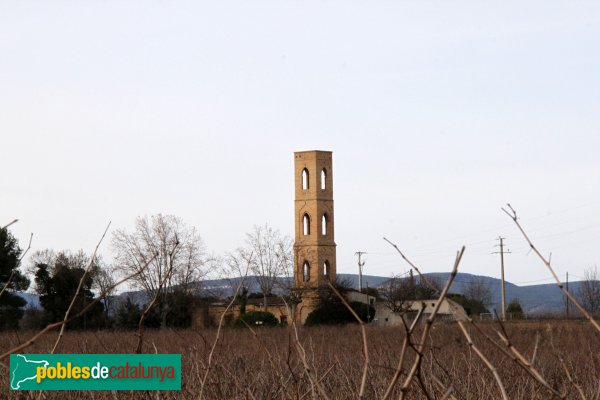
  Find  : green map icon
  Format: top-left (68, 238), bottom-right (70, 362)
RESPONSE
top-left (10, 354), bottom-right (49, 390)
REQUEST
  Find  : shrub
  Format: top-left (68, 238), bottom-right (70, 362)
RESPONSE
top-left (507, 298), bottom-right (524, 319)
top-left (447, 293), bottom-right (488, 316)
top-left (233, 311), bottom-right (279, 328)
top-left (305, 300), bottom-right (375, 326)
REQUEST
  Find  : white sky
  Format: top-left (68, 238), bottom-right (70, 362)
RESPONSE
top-left (1, 1), bottom-right (599, 286)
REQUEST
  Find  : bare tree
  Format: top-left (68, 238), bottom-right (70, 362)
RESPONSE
top-left (243, 224), bottom-right (292, 309)
top-left (463, 276), bottom-right (493, 308)
top-left (216, 249), bottom-right (253, 300)
top-left (379, 272), bottom-right (438, 313)
top-left (578, 265), bottom-right (600, 314)
top-left (92, 259), bottom-right (116, 318)
top-left (112, 214), bottom-right (207, 328)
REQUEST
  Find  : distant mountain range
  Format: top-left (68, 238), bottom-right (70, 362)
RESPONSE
top-left (343, 272), bottom-right (582, 314)
top-left (16, 272), bottom-right (584, 314)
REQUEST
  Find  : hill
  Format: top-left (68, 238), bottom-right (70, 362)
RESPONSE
top-left (16, 273), bottom-right (584, 314)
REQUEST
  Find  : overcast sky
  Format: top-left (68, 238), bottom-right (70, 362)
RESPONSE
top-left (1, 1), bottom-right (599, 287)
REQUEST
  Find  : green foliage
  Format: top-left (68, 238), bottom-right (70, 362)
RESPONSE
top-left (506, 298), bottom-right (524, 318)
top-left (115, 297), bottom-right (142, 329)
top-left (0, 228), bottom-right (30, 330)
top-left (34, 252), bottom-right (105, 329)
top-left (233, 311), bottom-right (279, 327)
top-left (447, 293), bottom-right (488, 316)
top-left (161, 290), bottom-right (197, 328)
top-left (19, 307), bottom-right (46, 330)
top-left (305, 299), bottom-right (375, 326)
top-left (305, 277), bottom-right (377, 326)
top-left (350, 301), bottom-right (376, 322)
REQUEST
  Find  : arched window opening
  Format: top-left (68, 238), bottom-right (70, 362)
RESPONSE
top-left (303, 214), bottom-right (310, 235)
top-left (321, 214), bottom-right (328, 236)
top-left (303, 261), bottom-right (310, 282)
top-left (323, 261), bottom-right (330, 277)
top-left (302, 168), bottom-right (309, 190)
top-left (321, 168), bottom-right (327, 190)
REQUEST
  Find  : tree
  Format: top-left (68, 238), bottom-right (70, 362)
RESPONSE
top-left (379, 273), bottom-right (438, 313)
top-left (0, 228), bottom-right (30, 330)
top-left (577, 266), bottom-right (600, 314)
top-left (115, 297), bottom-right (142, 329)
top-left (219, 249), bottom-right (254, 300)
top-left (241, 224), bottom-right (292, 309)
top-left (112, 214), bottom-right (208, 329)
top-left (92, 258), bottom-right (116, 319)
top-left (463, 277), bottom-right (493, 308)
top-left (34, 250), bottom-right (104, 329)
top-left (506, 298), bottom-right (524, 319)
top-left (306, 301), bottom-right (375, 326)
top-left (447, 293), bottom-right (488, 316)
top-left (305, 277), bottom-right (375, 326)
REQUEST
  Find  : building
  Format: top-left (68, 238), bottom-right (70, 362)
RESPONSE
top-left (192, 150), bottom-right (338, 327)
top-left (291, 150), bottom-right (337, 323)
top-left (191, 149), bottom-right (465, 328)
top-left (191, 297), bottom-right (289, 330)
top-left (372, 298), bottom-right (466, 326)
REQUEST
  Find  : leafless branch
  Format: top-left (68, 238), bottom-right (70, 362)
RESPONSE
top-left (383, 237), bottom-right (439, 293)
top-left (502, 203), bottom-right (600, 333)
top-left (51, 222), bottom-right (111, 354)
top-left (327, 281), bottom-right (370, 399)
top-left (2, 219), bottom-right (19, 230)
top-left (399, 247), bottom-right (465, 399)
top-left (135, 246), bottom-right (173, 354)
top-left (381, 304), bottom-right (426, 400)
top-left (198, 257), bottom-right (250, 400)
top-left (456, 320), bottom-right (508, 400)
top-left (0, 258), bottom-right (152, 363)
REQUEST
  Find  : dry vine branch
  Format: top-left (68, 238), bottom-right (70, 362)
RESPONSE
top-left (384, 238), bottom-right (512, 400)
top-left (135, 249), bottom-right (169, 354)
top-left (198, 257), bottom-right (250, 400)
top-left (383, 237), bottom-right (440, 294)
top-left (548, 332), bottom-right (586, 400)
top-left (456, 320), bottom-right (508, 400)
top-left (51, 223), bottom-right (111, 354)
top-left (462, 315), bottom-right (567, 399)
top-left (503, 203), bottom-right (600, 333)
top-left (494, 326), bottom-right (564, 399)
top-left (381, 303), bottom-right (426, 400)
top-left (2, 219), bottom-right (19, 230)
top-left (398, 246), bottom-right (465, 399)
top-left (135, 237), bottom-right (179, 354)
top-left (0, 256), bottom-right (155, 363)
top-left (281, 296), bottom-right (330, 400)
top-left (327, 281), bottom-right (370, 399)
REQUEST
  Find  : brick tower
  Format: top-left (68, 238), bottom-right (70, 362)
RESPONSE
top-left (293, 150), bottom-right (337, 323)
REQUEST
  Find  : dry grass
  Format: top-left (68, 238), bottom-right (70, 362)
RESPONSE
top-left (1, 321), bottom-right (599, 399)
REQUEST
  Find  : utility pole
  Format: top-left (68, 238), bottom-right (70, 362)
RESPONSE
top-left (493, 237), bottom-right (511, 321)
top-left (355, 251), bottom-right (366, 291)
top-left (366, 281), bottom-right (371, 322)
top-left (566, 272), bottom-right (569, 318)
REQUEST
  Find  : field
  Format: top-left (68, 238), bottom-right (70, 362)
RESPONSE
top-left (1, 321), bottom-right (599, 399)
